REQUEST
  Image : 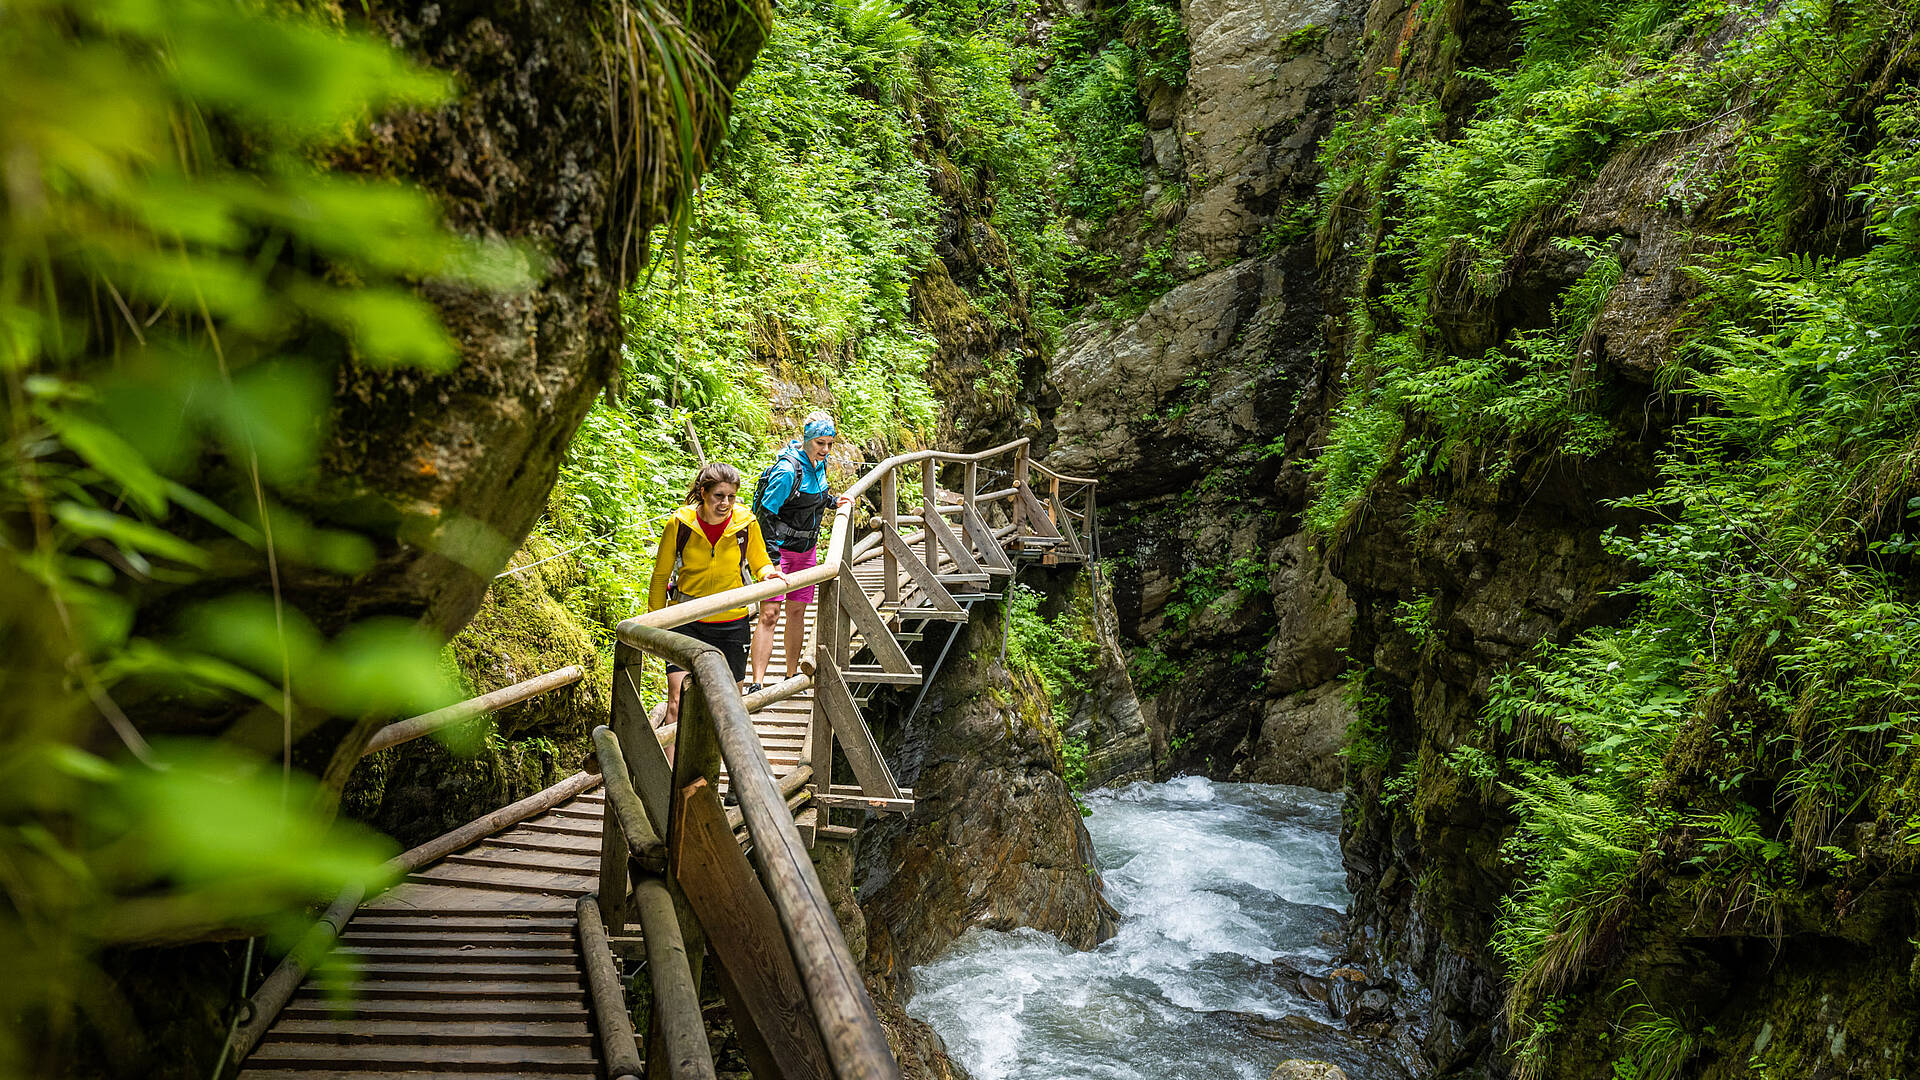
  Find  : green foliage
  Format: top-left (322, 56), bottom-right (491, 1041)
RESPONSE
top-left (1322, 0), bottom-right (1920, 1060)
top-left (1128, 641), bottom-right (1183, 695)
top-left (1005, 583), bottom-right (1101, 700)
top-left (1036, 0), bottom-right (1188, 225)
top-left (1340, 669), bottom-right (1393, 773)
top-left (1060, 733), bottom-right (1093, 792)
top-left (0, 1), bottom-right (518, 1068)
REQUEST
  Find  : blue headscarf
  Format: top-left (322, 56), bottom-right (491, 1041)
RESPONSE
top-left (803, 416), bottom-right (837, 441)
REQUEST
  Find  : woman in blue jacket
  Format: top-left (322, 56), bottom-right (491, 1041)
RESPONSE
top-left (748, 411), bottom-right (848, 691)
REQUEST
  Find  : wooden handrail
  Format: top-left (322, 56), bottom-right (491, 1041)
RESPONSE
top-left (363, 665), bottom-right (586, 755)
top-left (619, 625), bottom-right (900, 1080)
top-left (1029, 460), bottom-right (1098, 486)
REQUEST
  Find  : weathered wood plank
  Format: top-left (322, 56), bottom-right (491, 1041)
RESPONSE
top-left (246, 1042), bottom-right (596, 1071)
top-left (813, 658), bottom-right (902, 800)
top-left (836, 565), bottom-right (916, 675)
top-left (880, 522), bottom-right (962, 613)
top-left (922, 501), bottom-right (986, 579)
top-left (672, 779), bottom-right (834, 1080)
top-left (268, 1018), bottom-right (591, 1045)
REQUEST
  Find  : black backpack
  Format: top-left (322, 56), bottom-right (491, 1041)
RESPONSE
top-left (753, 453), bottom-right (829, 555)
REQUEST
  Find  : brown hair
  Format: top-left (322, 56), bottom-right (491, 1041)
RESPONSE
top-left (683, 462), bottom-right (743, 505)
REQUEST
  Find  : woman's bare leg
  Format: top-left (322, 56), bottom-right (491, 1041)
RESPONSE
top-left (782, 598), bottom-right (807, 678)
top-left (751, 602), bottom-right (781, 684)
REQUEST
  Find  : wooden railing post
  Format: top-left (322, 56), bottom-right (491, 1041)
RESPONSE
top-left (600, 647), bottom-right (643, 929)
top-left (881, 469), bottom-right (899, 606)
top-left (652, 678), bottom-right (719, 1080)
top-left (921, 459), bottom-right (939, 570)
top-left (810, 571), bottom-right (840, 806)
top-left (1011, 443), bottom-right (1029, 534)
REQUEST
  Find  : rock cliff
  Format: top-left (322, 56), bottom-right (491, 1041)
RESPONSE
top-left (1045, 0), bottom-right (1367, 791)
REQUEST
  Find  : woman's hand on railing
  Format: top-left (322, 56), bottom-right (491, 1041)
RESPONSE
top-left (761, 566), bottom-right (792, 588)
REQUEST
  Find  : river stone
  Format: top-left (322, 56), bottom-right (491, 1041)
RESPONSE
top-left (1267, 1061), bottom-right (1349, 1080)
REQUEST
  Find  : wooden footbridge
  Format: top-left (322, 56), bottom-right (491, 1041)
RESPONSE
top-left (226, 439), bottom-right (1096, 1080)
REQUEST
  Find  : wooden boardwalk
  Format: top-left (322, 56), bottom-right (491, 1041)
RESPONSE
top-left (236, 451), bottom-right (1094, 1080)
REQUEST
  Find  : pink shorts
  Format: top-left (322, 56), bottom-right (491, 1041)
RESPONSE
top-left (771, 546), bottom-right (818, 604)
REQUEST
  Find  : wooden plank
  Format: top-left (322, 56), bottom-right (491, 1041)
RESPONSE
top-left (280, 999), bottom-right (587, 1022)
top-left (345, 914), bottom-right (574, 933)
top-left (615, 663), bottom-right (674, 837)
top-left (487, 830), bottom-right (604, 856)
top-left (445, 848), bottom-right (601, 874)
top-left (268, 1018), bottom-right (591, 1045)
top-left (337, 941), bottom-right (576, 957)
top-left (1051, 495), bottom-right (1085, 558)
top-left (880, 522), bottom-right (962, 613)
top-left (837, 565), bottom-right (916, 675)
top-left (246, 1042), bottom-right (595, 1072)
top-left (239, 1071), bottom-right (586, 1080)
top-left (349, 962), bottom-right (581, 981)
top-left (671, 779), bottom-right (834, 1080)
top-left (840, 668), bottom-right (923, 686)
top-left (407, 866), bottom-right (595, 897)
top-left (302, 980), bottom-right (584, 1000)
top-left (515, 816), bottom-right (602, 838)
top-left (923, 501), bottom-right (986, 578)
top-left (813, 659), bottom-right (902, 800)
top-left (815, 793), bottom-right (915, 814)
top-left (359, 883), bottom-right (573, 914)
top-left (1016, 482), bottom-right (1061, 538)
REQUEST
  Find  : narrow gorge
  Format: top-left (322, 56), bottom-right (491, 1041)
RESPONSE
top-left (7, 0), bottom-right (1918, 1077)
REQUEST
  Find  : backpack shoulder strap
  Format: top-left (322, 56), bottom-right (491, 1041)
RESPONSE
top-left (670, 517), bottom-right (692, 586)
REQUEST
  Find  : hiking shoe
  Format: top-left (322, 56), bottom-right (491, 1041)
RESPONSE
top-left (744, 683), bottom-right (764, 696)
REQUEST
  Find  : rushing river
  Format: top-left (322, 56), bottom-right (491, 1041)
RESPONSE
top-left (905, 776), bottom-right (1407, 1080)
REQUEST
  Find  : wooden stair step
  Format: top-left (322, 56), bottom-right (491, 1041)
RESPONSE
top-left (346, 961), bottom-right (582, 981)
top-left (337, 946), bottom-right (577, 963)
top-left (444, 848), bottom-right (601, 873)
top-left (247, 1041), bottom-right (595, 1073)
top-left (514, 816), bottom-right (601, 837)
top-left (483, 830), bottom-right (603, 856)
top-left (548, 803), bottom-right (604, 819)
top-left (302, 981), bottom-right (584, 1001)
top-left (281, 998), bottom-right (588, 1023)
top-left (405, 865), bottom-right (597, 897)
top-left (268, 1018), bottom-right (591, 1046)
top-left (346, 915), bottom-right (574, 933)
top-left (340, 931), bottom-right (576, 949)
top-left (357, 885), bottom-right (573, 914)
top-left (240, 1071), bottom-right (587, 1080)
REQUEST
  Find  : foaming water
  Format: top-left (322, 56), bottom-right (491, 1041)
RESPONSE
top-left (906, 777), bottom-right (1400, 1080)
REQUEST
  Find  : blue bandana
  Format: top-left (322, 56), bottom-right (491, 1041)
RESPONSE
top-left (803, 417), bottom-right (837, 440)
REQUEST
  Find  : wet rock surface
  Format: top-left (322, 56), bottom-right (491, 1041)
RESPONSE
top-left (856, 612), bottom-right (1119, 993)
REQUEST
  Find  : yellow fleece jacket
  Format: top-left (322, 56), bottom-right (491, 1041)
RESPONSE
top-left (648, 504), bottom-right (777, 623)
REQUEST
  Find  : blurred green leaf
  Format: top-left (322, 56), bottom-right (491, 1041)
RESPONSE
top-left (52, 504), bottom-right (208, 567)
top-left (40, 407), bottom-right (171, 516)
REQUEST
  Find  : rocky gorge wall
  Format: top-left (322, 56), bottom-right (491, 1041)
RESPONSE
top-left (1041, 0), bottom-right (1920, 1075)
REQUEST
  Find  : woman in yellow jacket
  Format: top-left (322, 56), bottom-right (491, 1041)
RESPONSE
top-left (648, 463), bottom-right (788, 729)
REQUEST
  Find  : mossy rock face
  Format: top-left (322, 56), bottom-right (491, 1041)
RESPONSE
top-left (341, 540), bottom-right (606, 846)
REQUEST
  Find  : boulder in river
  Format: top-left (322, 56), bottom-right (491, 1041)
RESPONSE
top-left (1267, 1060), bottom-right (1349, 1080)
